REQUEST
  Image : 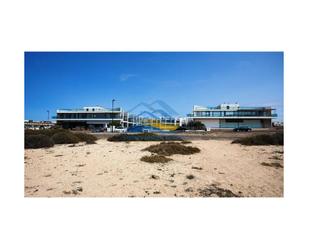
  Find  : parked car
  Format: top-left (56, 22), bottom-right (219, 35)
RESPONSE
top-left (233, 126), bottom-right (252, 132)
top-left (114, 126), bottom-right (127, 133)
top-left (91, 127), bottom-right (104, 133)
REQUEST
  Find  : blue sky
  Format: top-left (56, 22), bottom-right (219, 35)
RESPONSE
top-left (25, 52), bottom-right (283, 121)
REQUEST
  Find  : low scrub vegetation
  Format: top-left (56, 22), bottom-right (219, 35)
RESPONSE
top-left (25, 134), bottom-right (54, 149)
top-left (269, 155), bottom-right (281, 160)
top-left (261, 162), bottom-right (283, 168)
top-left (232, 132), bottom-right (283, 146)
top-left (108, 133), bottom-right (183, 142)
top-left (141, 155), bottom-right (172, 163)
top-left (140, 141), bottom-right (200, 163)
top-left (74, 132), bottom-right (97, 144)
top-left (198, 184), bottom-right (241, 197)
top-left (186, 174), bottom-right (195, 180)
top-left (181, 140), bottom-right (192, 144)
top-left (51, 132), bottom-right (80, 144)
top-left (25, 128), bottom-right (97, 148)
top-left (142, 142), bottom-right (200, 156)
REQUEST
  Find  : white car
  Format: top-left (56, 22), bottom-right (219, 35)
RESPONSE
top-left (113, 126), bottom-right (127, 133)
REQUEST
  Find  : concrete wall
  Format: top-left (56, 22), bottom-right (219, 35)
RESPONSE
top-left (194, 118), bottom-right (272, 128)
top-left (195, 119), bottom-right (220, 128)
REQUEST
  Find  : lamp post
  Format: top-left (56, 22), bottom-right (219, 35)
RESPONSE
top-left (47, 110), bottom-right (50, 121)
top-left (111, 99), bottom-right (115, 132)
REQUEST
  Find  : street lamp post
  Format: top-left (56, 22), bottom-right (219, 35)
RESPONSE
top-left (111, 99), bottom-right (115, 132)
top-left (47, 110), bottom-right (50, 121)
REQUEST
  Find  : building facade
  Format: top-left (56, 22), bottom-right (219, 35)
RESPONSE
top-left (54, 103), bottom-right (277, 130)
top-left (54, 106), bottom-right (134, 129)
top-left (187, 103), bottom-right (277, 129)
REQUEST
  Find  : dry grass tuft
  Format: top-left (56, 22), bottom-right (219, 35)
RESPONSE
top-left (74, 132), bottom-right (97, 144)
top-left (52, 132), bottom-right (79, 144)
top-left (150, 174), bottom-right (160, 179)
top-left (186, 174), bottom-right (195, 180)
top-left (108, 133), bottom-right (182, 142)
top-left (192, 166), bottom-right (203, 170)
top-left (198, 184), bottom-right (240, 197)
top-left (269, 155), bottom-right (281, 160)
top-left (142, 142), bottom-right (200, 156)
top-left (232, 132), bottom-right (283, 146)
top-left (141, 155), bottom-right (172, 163)
top-left (181, 140), bottom-right (192, 144)
top-left (261, 162), bottom-right (283, 168)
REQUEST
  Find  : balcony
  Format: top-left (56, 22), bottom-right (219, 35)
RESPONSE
top-left (57, 107), bottom-right (121, 113)
top-left (187, 112), bottom-right (277, 118)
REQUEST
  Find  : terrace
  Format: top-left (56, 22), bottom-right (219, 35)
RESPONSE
top-left (56, 107), bottom-right (122, 113)
top-left (187, 110), bottom-right (277, 118)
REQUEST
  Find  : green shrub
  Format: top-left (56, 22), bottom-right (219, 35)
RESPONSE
top-left (51, 132), bottom-right (79, 144)
top-left (108, 133), bottom-right (183, 142)
top-left (25, 134), bottom-right (54, 149)
top-left (184, 121), bottom-right (206, 130)
top-left (74, 132), bottom-right (97, 144)
top-left (232, 132), bottom-right (283, 146)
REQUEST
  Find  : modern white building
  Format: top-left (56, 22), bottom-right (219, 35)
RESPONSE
top-left (187, 103), bottom-right (277, 129)
top-left (54, 106), bottom-right (135, 129)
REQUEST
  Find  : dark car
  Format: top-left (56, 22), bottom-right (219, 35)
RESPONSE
top-left (91, 127), bottom-right (103, 133)
top-left (233, 126), bottom-right (252, 132)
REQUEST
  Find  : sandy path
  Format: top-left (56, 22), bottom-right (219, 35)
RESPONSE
top-left (24, 139), bottom-right (283, 197)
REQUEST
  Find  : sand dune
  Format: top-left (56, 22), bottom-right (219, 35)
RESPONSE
top-left (24, 139), bottom-right (283, 197)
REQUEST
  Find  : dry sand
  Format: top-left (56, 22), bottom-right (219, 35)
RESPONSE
top-left (24, 139), bottom-right (283, 197)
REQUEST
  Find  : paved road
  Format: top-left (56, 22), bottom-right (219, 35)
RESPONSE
top-left (91, 128), bottom-right (282, 141)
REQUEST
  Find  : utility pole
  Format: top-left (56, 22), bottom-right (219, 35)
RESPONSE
top-left (47, 110), bottom-right (50, 121)
top-left (111, 99), bottom-right (115, 132)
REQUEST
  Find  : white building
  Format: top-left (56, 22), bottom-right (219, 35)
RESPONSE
top-left (187, 103), bottom-right (277, 129)
top-left (54, 106), bottom-right (134, 129)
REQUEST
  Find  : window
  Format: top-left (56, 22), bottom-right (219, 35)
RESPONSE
top-left (86, 108), bottom-right (89, 111)
top-left (92, 108), bottom-right (95, 111)
top-left (226, 119), bottom-right (243, 122)
top-left (227, 105), bottom-right (230, 110)
top-left (225, 111), bottom-right (234, 116)
top-left (212, 111), bottom-right (222, 117)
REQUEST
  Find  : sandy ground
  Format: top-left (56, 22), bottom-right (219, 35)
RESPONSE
top-left (24, 139), bottom-right (283, 197)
